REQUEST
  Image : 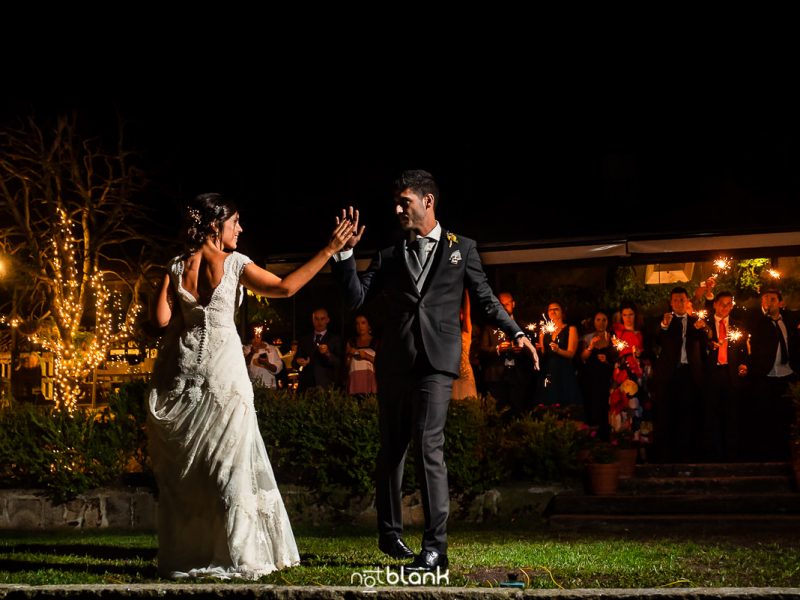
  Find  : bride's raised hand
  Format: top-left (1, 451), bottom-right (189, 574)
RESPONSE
top-left (335, 206), bottom-right (366, 250)
top-left (327, 217), bottom-right (357, 254)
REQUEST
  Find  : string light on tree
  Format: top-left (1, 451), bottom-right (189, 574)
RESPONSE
top-left (27, 209), bottom-right (140, 411)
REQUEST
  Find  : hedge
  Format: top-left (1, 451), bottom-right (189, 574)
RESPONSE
top-left (0, 383), bottom-right (586, 504)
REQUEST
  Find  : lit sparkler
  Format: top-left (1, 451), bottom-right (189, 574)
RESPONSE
top-left (712, 257), bottom-right (732, 276)
top-left (727, 327), bottom-right (743, 343)
top-left (695, 309), bottom-right (708, 320)
top-left (612, 337), bottom-right (629, 352)
top-left (541, 320), bottom-right (557, 335)
top-left (767, 269), bottom-right (781, 279)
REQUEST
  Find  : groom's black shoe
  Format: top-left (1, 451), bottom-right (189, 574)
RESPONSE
top-left (378, 537), bottom-right (415, 559)
top-left (406, 550), bottom-right (449, 572)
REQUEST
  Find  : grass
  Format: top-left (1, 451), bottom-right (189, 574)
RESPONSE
top-left (1, 522), bottom-right (799, 588)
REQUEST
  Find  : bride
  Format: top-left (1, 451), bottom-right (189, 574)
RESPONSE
top-left (147, 192), bottom-right (355, 579)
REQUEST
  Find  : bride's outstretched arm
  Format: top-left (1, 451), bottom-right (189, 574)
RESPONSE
top-left (240, 218), bottom-right (354, 298)
top-left (154, 273), bottom-right (173, 328)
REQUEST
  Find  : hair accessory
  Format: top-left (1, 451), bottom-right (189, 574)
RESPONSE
top-left (188, 208), bottom-right (202, 225)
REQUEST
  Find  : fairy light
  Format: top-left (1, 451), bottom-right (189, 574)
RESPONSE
top-left (26, 209), bottom-right (141, 411)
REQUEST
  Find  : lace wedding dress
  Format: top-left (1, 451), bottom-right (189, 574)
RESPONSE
top-left (147, 252), bottom-right (299, 579)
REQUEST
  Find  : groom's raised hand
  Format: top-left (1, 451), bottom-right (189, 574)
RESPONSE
top-left (336, 206), bottom-right (365, 250)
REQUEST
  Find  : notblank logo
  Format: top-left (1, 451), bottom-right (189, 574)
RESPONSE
top-left (351, 566), bottom-right (450, 588)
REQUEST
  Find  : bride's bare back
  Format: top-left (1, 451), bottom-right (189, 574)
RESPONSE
top-left (181, 250), bottom-right (230, 307)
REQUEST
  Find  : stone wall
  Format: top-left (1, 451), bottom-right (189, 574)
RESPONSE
top-left (0, 483), bottom-right (566, 530)
top-left (0, 488), bottom-right (157, 530)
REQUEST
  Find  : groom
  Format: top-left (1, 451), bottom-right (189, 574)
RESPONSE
top-left (333, 170), bottom-right (536, 572)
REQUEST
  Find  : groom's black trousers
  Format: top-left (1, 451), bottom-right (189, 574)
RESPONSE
top-left (376, 362), bottom-right (454, 554)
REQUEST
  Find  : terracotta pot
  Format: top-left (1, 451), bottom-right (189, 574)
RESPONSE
top-left (587, 462), bottom-right (620, 495)
top-left (615, 447), bottom-right (638, 478)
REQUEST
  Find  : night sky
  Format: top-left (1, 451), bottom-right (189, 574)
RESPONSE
top-left (4, 84), bottom-right (800, 265)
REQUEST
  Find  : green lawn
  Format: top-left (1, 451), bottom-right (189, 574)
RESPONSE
top-left (2, 523), bottom-right (799, 588)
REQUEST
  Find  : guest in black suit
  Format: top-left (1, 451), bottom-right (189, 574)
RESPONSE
top-left (292, 307), bottom-right (342, 391)
top-left (701, 291), bottom-right (748, 462)
top-left (332, 170), bottom-right (536, 573)
top-left (652, 286), bottom-right (708, 462)
top-left (479, 291), bottom-right (538, 418)
top-left (747, 288), bottom-right (798, 460)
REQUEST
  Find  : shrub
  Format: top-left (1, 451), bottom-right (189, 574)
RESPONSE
top-left (1, 384), bottom-right (588, 503)
top-left (499, 407), bottom-right (584, 481)
top-left (0, 385), bottom-right (149, 504)
top-left (254, 387), bottom-right (380, 495)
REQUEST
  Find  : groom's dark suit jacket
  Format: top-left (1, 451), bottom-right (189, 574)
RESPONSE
top-left (334, 231), bottom-right (522, 379)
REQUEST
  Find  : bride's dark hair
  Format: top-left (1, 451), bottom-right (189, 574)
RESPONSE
top-left (183, 192), bottom-right (238, 254)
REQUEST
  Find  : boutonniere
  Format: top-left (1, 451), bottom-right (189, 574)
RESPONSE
top-left (449, 249), bottom-right (462, 265)
top-left (446, 232), bottom-right (459, 247)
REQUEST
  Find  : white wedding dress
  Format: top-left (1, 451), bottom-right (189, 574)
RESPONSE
top-left (147, 252), bottom-right (299, 580)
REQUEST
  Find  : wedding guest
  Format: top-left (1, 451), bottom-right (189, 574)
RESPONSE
top-left (578, 309), bottom-right (615, 439)
top-left (242, 323), bottom-right (283, 389)
top-left (479, 291), bottom-right (536, 413)
top-left (701, 291), bottom-right (748, 461)
top-left (345, 313), bottom-right (378, 395)
top-left (747, 288), bottom-right (798, 460)
top-left (452, 291), bottom-right (478, 400)
top-left (534, 300), bottom-right (582, 409)
top-left (652, 287), bottom-right (708, 462)
top-left (609, 301), bottom-right (653, 458)
top-left (292, 307), bottom-right (342, 391)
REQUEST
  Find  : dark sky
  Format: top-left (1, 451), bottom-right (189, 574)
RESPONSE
top-left (5, 85), bottom-right (800, 264)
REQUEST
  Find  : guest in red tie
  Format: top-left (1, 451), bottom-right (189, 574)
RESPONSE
top-left (701, 291), bottom-right (748, 462)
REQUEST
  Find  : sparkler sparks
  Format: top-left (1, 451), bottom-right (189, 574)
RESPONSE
top-left (727, 327), bottom-right (743, 343)
top-left (612, 337), bottom-right (629, 352)
top-left (712, 257), bottom-right (732, 275)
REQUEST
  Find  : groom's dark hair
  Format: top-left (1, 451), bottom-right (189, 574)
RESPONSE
top-left (394, 170), bottom-right (439, 209)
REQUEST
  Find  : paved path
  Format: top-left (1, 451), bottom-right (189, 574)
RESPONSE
top-left (2, 585), bottom-right (800, 599)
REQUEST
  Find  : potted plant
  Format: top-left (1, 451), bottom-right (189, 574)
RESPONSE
top-left (586, 439), bottom-right (620, 495)
top-left (610, 428), bottom-right (637, 478)
top-left (572, 422), bottom-right (599, 465)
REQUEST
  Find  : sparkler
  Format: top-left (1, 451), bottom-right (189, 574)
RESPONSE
top-left (541, 320), bottom-right (557, 335)
top-left (726, 327), bottom-right (743, 343)
top-left (712, 257), bottom-right (732, 277)
top-left (612, 337), bottom-right (629, 352)
top-left (539, 313), bottom-right (557, 335)
top-left (767, 269), bottom-right (781, 279)
top-left (695, 309), bottom-right (708, 320)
